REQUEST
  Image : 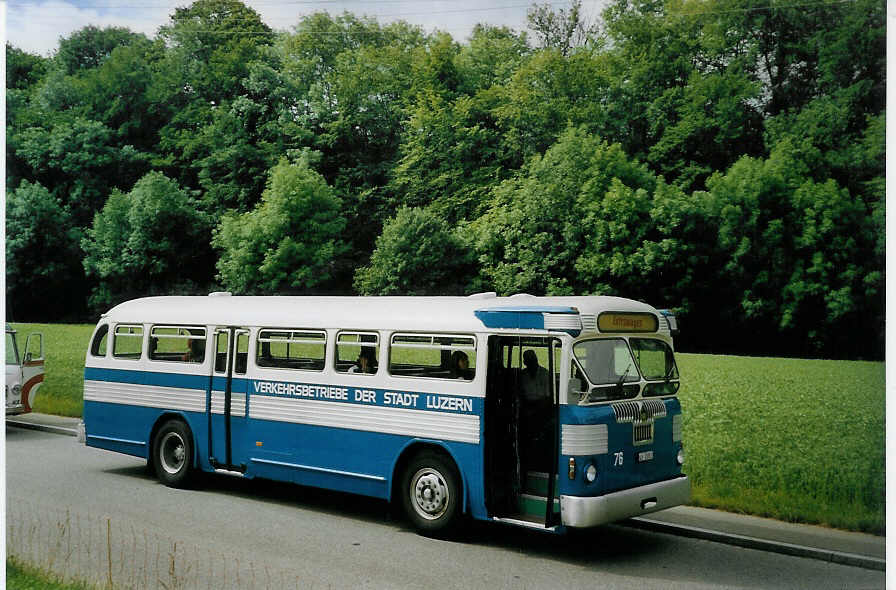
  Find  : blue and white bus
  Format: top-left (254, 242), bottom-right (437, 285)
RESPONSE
top-left (82, 293), bottom-right (689, 534)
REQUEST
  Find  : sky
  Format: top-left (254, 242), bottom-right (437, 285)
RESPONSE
top-left (5, 0), bottom-right (607, 56)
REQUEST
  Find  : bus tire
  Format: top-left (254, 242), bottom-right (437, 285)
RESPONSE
top-left (401, 451), bottom-right (461, 535)
top-left (152, 420), bottom-right (194, 488)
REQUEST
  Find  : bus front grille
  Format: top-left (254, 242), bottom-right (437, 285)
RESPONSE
top-left (612, 400), bottom-right (662, 446)
top-left (633, 423), bottom-right (653, 445)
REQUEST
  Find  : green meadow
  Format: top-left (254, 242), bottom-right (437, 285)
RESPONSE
top-left (11, 323), bottom-right (885, 534)
top-left (677, 353), bottom-right (885, 534)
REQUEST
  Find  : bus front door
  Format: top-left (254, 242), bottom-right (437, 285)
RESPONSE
top-left (209, 328), bottom-right (249, 472)
top-left (485, 336), bottom-right (560, 527)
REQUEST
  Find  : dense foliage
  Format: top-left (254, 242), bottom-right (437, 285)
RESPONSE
top-left (6, 0), bottom-right (884, 358)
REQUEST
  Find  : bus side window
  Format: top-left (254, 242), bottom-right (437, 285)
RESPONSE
top-left (149, 326), bottom-right (207, 363)
top-left (389, 334), bottom-right (476, 380)
top-left (91, 324), bottom-right (109, 357)
top-left (112, 325), bottom-right (143, 360)
top-left (256, 330), bottom-right (325, 372)
top-left (214, 331), bottom-right (228, 373)
top-left (336, 332), bottom-right (379, 374)
top-left (235, 331), bottom-right (249, 374)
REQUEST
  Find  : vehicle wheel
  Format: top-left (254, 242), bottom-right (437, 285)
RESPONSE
top-left (152, 420), bottom-right (194, 488)
top-left (402, 451), bottom-right (461, 535)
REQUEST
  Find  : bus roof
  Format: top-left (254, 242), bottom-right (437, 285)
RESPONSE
top-left (100, 294), bottom-right (662, 335)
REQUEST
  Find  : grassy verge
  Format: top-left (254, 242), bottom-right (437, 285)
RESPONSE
top-left (6, 558), bottom-right (94, 590)
top-left (11, 323), bottom-right (94, 417)
top-left (677, 353), bottom-right (885, 534)
top-left (12, 323), bottom-right (885, 533)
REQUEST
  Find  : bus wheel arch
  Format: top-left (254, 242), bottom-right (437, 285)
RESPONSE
top-left (149, 414), bottom-right (196, 488)
top-left (391, 442), bottom-right (465, 535)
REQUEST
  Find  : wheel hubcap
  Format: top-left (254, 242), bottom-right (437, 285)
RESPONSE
top-left (411, 468), bottom-right (449, 520)
top-left (160, 432), bottom-right (186, 475)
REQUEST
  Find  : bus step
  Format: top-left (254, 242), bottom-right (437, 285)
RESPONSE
top-left (493, 515), bottom-right (558, 532)
top-left (523, 471), bottom-right (556, 496)
top-left (518, 493), bottom-right (559, 519)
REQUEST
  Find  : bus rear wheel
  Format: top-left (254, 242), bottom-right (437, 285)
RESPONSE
top-left (401, 451), bottom-right (460, 535)
top-left (152, 420), bottom-right (194, 488)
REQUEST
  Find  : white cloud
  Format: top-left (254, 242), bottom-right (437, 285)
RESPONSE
top-left (7, 0), bottom-right (176, 56)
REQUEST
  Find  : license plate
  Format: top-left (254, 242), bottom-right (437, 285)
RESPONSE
top-left (637, 450), bottom-right (654, 462)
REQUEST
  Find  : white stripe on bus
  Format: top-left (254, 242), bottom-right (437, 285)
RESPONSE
top-left (250, 396), bottom-right (480, 444)
top-left (84, 380), bottom-right (206, 413)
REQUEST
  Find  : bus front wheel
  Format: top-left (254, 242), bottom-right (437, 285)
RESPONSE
top-left (152, 420), bottom-right (194, 488)
top-left (401, 451), bottom-right (460, 535)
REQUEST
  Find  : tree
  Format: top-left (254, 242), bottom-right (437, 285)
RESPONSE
top-left (6, 181), bottom-right (85, 320)
top-left (213, 157), bottom-right (347, 293)
top-left (354, 207), bottom-right (474, 295)
top-left (474, 126), bottom-right (655, 295)
top-left (56, 25), bottom-right (147, 74)
top-left (527, 0), bottom-right (598, 56)
top-left (6, 44), bottom-right (48, 90)
top-left (80, 39), bottom-right (164, 152)
top-left (493, 49), bottom-right (612, 162)
top-left (387, 89), bottom-right (511, 224)
top-left (454, 25), bottom-right (530, 94)
top-left (12, 116), bottom-right (149, 226)
top-left (82, 172), bottom-right (213, 310)
top-left (702, 141), bottom-right (882, 357)
top-left (153, 0), bottom-right (274, 188)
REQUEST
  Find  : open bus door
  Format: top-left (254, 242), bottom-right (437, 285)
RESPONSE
top-left (6, 326), bottom-right (44, 414)
top-left (485, 335), bottom-right (561, 528)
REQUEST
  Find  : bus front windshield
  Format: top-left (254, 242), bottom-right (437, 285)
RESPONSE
top-left (573, 339), bottom-right (640, 402)
top-left (630, 338), bottom-right (680, 396)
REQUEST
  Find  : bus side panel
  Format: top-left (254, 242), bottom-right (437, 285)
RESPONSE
top-left (83, 368), bottom-right (211, 467)
top-left (244, 420), bottom-right (482, 507)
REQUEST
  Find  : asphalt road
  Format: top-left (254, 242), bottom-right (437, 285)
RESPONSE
top-left (5, 426), bottom-right (885, 589)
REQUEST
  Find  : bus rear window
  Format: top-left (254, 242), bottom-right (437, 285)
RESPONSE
top-left (257, 329), bottom-right (325, 371)
top-left (91, 324), bottom-right (109, 357)
top-left (113, 325), bottom-right (143, 359)
top-left (390, 333), bottom-right (476, 380)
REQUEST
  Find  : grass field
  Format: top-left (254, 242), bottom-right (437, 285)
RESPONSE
top-left (677, 353), bottom-right (885, 534)
top-left (10, 323), bottom-right (885, 534)
top-left (7, 558), bottom-right (93, 590)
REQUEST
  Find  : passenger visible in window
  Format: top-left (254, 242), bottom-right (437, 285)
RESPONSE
top-left (520, 349), bottom-right (553, 469)
top-left (182, 337), bottom-right (205, 363)
top-left (520, 349), bottom-right (550, 404)
top-left (450, 350), bottom-right (473, 380)
top-left (349, 347), bottom-right (377, 374)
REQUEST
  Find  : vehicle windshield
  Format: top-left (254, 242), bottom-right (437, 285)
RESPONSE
top-left (572, 339), bottom-right (640, 402)
top-left (573, 339), bottom-right (639, 385)
top-left (630, 338), bottom-right (679, 396)
top-left (6, 332), bottom-right (19, 365)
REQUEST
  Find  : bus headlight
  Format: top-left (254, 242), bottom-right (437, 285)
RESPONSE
top-left (585, 463), bottom-right (597, 483)
top-left (676, 447), bottom-right (685, 465)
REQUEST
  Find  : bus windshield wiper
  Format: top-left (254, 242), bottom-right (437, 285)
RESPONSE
top-left (615, 366), bottom-right (631, 394)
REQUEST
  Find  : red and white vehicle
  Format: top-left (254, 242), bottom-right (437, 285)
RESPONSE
top-left (6, 324), bottom-right (44, 415)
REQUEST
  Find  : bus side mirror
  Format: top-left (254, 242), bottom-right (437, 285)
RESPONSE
top-left (24, 352), bottom-right (32, 363)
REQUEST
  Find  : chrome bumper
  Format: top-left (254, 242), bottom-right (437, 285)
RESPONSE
top-left (560, 476), bottom-right (690, 528)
